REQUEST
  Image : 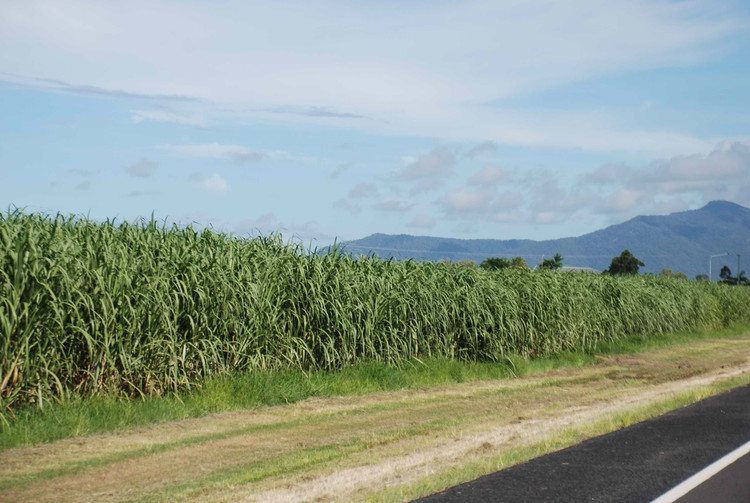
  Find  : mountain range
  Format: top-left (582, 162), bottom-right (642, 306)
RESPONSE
top-left (341, 201), bottom-right (750, 279)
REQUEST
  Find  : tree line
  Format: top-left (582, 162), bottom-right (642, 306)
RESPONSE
top-left (477, 249), bottom-right (643, 275)
top-left (473, 249), bottom-right (748, 285)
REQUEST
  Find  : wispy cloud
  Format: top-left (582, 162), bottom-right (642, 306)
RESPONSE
top-left (374, 199), bottom-right (415, 213)
top-left (162, 143), bottom-right (267, 164)
top-left (68, 168), bottom-right (97, 177)
top-left (126, 190), bottom-right (160, 198)
top-left (525, 176), bottom-right (597, 223)
top-left (0, 73), bottom-right (199, 102)
top-left (195, 173), bottom-right (228, 193)
top-left (454, 140), bottom-right (750, 225)
top-left (439, 186), bottom-right (523, 219)
top-left (235, 213), bottom-right (280, 234)
top-left (3, 2), bottom-right (737, 152)
top-left (441, 187), bottom-right (497, 213)
top-left (254, 105), bottom-right (365, 119)
top-left (582, 140), bottom-right (750, 218)
top-left (235, 213), bottom-right (331, 241)
top-left (467, 165), bottom-right (509, 186)
top-left (399, 148), bottom-right (456, 181)
top-left (125, 159), bottom-right (157, 179)
top-left (328, 162), bottom-right (353, 180)
top-left (407, 214), bottom-right (436, 229)
top-left (393, 147), bottom-right (457, 195)
top-left (131, 109), bottom-right (205, 126)
top-left (348, 182), bottom-right (379, 199)
top-left (333, 199), bottom-right (362, 215)
top-left (463, 141), bottom-right (498, 159)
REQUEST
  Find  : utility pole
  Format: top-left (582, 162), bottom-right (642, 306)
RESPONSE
top-left (709, 253), bottom-right (728, 281)
top-left (739, 254), bottom-right (742, 286)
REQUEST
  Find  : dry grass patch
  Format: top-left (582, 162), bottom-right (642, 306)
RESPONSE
top-left (1, 334), bottom-right (749, 503)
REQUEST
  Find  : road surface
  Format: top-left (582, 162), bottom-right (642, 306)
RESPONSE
top-left (417, 384), bottom-right (750, 502)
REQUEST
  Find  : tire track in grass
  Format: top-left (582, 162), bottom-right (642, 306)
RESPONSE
top-left (1, 372), bottom-right (575, 488)
top-left (243, 367), bottom-right (750, 503)
top-left (0, 399), bottom-right (508, 502)
top-left (1, 335), bottom-right (748, 502)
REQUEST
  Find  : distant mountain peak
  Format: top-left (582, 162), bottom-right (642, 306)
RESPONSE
top-left (702, 200), bottom-right (746, 212)
top-left (343, 200), bottom-right (750, 278)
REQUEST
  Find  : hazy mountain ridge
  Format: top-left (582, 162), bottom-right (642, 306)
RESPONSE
top-left (342, 201), bottom-right (750, 278)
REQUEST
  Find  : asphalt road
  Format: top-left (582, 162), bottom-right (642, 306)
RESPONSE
top-left (672, 450), bottom-right (750, 503)
top-left (416, 384), bottom-right (750, 502)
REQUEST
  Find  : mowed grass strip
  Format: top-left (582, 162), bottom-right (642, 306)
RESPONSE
top-left (1, 377), bottom-right (549, 491)
top-left (3, 321), bottom-right (749, 451)
top-left (362, 374), bottom-right (750, 503)
top-left (1, 334), bottom-right (748, 503)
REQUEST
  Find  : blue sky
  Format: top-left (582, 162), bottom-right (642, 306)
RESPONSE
top-left (2, 0), bottom-right (750, 244)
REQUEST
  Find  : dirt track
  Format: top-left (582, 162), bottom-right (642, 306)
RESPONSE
top-left (2, 335), bottom-right (749, 502)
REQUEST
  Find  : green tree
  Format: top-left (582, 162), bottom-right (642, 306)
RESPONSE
top-left (480, 256), bottom-right (528, 271)
top-left (695, 274), bottom-right (709, 282)
top-left (538, 253), bottom-right (563, 270)
top-left (659, 269), bottom-right (687, 280)
top-left (721, 267), bottom-right (749, 285)
top-left (480, 257), bottom-right (511, 270)
top-left (606, 249), bottom-right (644, 275)
top-left (510, 257), bottom-right (529, 270)
top-left (719, 266), bottom-right (733, 283)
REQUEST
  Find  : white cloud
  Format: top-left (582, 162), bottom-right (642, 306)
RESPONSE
top-left (254, 105), bottom-right (364, 119)
top-left (407, 214), bottom-right (436, 229)
top-left (439, 185), bottom-right (525, 223)
top-left (328, 162), bottom-right (353, 180)
top-left (596, 188), bottom-right (647, 215)
top-left (236, 213), bottom-right (278, 232)
top-left (492, 192), bottom-right (524, 211)
top-left (131, 109), bottom-right (205, 127)
top-left (161, 143), bottom-right (266, 164)
top-left (126, 190), bottom-right (159, 198)
top-left (491, 210), bottom-right (525, 224)
top-left (464, 141), bottom-right (498, 159)
top-left (4, 1), bottom-right (734, 153)
top-left (535, 212), bottom-right (562, 225)
top-left (196, 173), bottom-right (228, 193)
top-left (358, 140), bottom-right (750, 229)
top-left (235, 213), bottom-right (280, 234)
top-left (453, 221), bottom-right (479, 235)
top-left (400, 148), bottom-right (456, 180)
top-left (347, 182), bottom-right (379, 199)
top-left (468, 165), bottom-right (508, 186)
top-left (583, 140), bottom-right (750, 217)
top-left (581, 163), bottom-right (624, 185)
top-left (333, 199), bottom-right (361, 215)
top-left (395, 147), bottom-right (457, 195)
top-left (442, 187), bottom-right (496, 212)
top-left (408, 179), bottom-right (444, 195)
top-left (68, 168), bottom-right (97, 177)
top-left (527, 177), bottom-right (597, 219)
top-left (374, 199), bottom-right (414, 213)
top-left (235, 213), bottom-right (330, 241)
top-left (642, 140), bottom-right (750, 184)
top-left (125, 158), bottom-right (157, 178)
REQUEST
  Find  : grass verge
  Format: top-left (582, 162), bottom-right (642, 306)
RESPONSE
top-left (365, 373), bottom-right (750, 502)
top-left (2, 322), bottom-right (749, 451)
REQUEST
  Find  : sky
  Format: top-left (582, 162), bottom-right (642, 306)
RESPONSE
top-left (2, 0), bottom-right (750, 244)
